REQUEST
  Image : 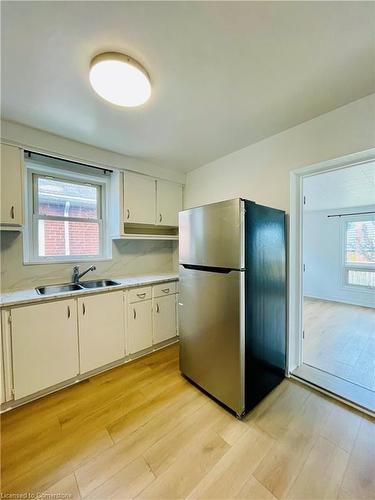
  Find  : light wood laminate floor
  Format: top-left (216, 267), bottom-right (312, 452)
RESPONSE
top-left (1, 344), bottom-right (374, 499)
top-left (304, 298), bottom-right (375, 392)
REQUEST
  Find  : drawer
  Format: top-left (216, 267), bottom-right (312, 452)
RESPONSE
top-left (153, 281), bottom-right (176, 298)
top-left (128, 286), bottom-right (152, 303)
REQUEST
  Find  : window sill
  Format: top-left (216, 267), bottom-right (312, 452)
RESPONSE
top-left (340, 284), bottom-right (375, 295)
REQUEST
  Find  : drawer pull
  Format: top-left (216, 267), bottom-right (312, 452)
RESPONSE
top-left (133, 308), bottom-right (137, 319)
top-left (137, 292), bottom-right (146, 299)
top-left (162, 288), bottom-right (170, 293)
top-left (67, 306), bottom-right (71, 319)
top-left (82, 303), bottom-right (86, 315)
top-left (156, 303), bottom-right (160, 313)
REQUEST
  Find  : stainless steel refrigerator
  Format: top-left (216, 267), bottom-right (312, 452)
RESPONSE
top-left (178, 198), bottom-right (286, 418)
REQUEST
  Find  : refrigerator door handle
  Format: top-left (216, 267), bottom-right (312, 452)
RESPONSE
top-left (181, 264), bottom-right (243, 273)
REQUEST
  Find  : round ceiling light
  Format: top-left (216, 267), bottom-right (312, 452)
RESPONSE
top-left (89, 52), bottom-right (151, 107)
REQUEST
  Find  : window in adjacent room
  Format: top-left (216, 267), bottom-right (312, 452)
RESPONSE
top-left (343, 217), bottom-right (375, 289)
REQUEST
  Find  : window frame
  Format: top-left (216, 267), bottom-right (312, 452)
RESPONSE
top-left (340, 214), bottom-right (375, 291)
top-left (24, 161), bottom-right (111, 264)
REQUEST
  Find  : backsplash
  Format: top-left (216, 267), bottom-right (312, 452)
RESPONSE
top-left (0, 232), bottom-right (178, 292)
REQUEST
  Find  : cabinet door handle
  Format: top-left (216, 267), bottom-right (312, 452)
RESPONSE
top-left (82, 302), bottom-right (86, 315)
top-left (126, 208), bottom-right (130, 220)
top-left (156, 303), bottom-right (160, 313)
top-left (162, 288), bottom-right (170, 294)
top-left (10, 206), bottom-right (15, 219)
top-left (137, 292), bottom-right (146, 299)
top-left (159, 213), bottom-right (162, 223)
top-left (133, 308), bottom-right (136, 319)
top-left (67, 306), bottom-right (71, 319)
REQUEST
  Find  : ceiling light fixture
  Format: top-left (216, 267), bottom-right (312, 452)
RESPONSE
top-left (89, 52), bottom-right (151, 107)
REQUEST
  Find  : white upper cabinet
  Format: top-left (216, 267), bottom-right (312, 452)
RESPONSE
top-left (78, 291), bottom-right (125, 374)
top-left (156, 180), bottom-right (182, 227)
top-left (0, 144), bottom-right (23, 226)
top-left (122, 171), bottom-right (182, 229)
top-left (11, 299), bottom-right (79, 400)
top-left (123, 171), bottom-right (156, 225)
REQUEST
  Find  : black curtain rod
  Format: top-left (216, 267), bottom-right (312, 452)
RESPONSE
top-left (25, 150), bottom-right (113, 174)
top-left (327, 211), bottom-right (375, 218)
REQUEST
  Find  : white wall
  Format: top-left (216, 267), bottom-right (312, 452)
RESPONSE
top-left (1, 120), bottom-right (185, 184)
top-left (184, 94), bottom-right (375, 212)
top-left (303, 206), bottom-right (374, 308)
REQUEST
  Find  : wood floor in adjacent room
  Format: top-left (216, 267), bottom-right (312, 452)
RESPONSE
top-left (304, 297), bottom-right (375, 392)
top-left (1, 344), bottom-right (374, 499)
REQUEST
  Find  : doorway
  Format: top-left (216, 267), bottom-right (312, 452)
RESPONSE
top-left (289, 151), bottom-right (375, 414)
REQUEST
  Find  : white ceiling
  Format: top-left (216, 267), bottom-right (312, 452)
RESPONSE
top-left (1, 1), bottom-right (374, 172)
top-left (303, 162), bottom-right (375, 211)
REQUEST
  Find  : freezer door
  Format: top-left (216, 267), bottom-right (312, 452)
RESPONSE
top-left (179, 199), bottom-right (244, 269)
top-left (179, 265), bottom-right (245, 415)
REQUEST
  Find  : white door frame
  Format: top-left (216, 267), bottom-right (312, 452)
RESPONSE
top-left (287, 148), bottom-right (375, 375)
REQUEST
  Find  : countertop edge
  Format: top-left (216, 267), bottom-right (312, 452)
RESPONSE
top-left (0, 274), bottom-right (179, 308)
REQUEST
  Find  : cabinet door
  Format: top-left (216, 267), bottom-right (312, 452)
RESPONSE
top-left (156, 180), bottom-right (182, 227)
top-left (153, 294), bottom-right (177, 344)
top-left (78, 291), bottom-right (125, 373)
top-left (0, 316), bottom-right (4, 404)
top-left (0, 144), bottom-right (23, 225)
top-left (11, 299), bottom-right (79, 400)
top-left (123, 171), bottom-right (156, 225)
top-left (128, 300), bottom-right (152, 354)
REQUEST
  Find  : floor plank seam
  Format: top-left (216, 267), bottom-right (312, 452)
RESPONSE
top-left (73, 471), bottom-right (82, 500)
top-left (106, 388), bottom-right (188, 440)
top-left (105, 425), bottom-right (116, 446)
top-left (257, 478), bottom-right (281, 500)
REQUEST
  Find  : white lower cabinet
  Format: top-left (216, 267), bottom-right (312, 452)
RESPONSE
top-left (0, 316), bottom-right (5, 404)
top-left (11, 299), bottom-right (79, 400)
top-left (153, 294), bottom-right (177, 344)
top-left (128, 299), bottom-right (153, 354)
top-left (2, 280), bottom-right (178, 407)
top-left (78, 291), bottom-right (125, 374)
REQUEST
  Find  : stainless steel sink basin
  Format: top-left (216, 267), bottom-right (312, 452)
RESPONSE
top-left (36, 283), bottom-right (83, 295)
top-left (35, 279), bottom-right (120, 295)
top-left (80, 279), bottom-right (120, 288)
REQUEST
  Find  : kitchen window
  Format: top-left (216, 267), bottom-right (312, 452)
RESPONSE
top-left (343, 216), bottom-right (375, 289)
top-left (24, 154), bottom-right (111, 263)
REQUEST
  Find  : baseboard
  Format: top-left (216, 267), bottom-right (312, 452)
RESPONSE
top-left (304, 295), bottom-right (374, 309)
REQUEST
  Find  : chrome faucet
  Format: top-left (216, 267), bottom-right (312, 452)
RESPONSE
top-left (72, 265), bottom-right (96, 284)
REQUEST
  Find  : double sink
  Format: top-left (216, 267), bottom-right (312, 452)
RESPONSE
top-left (36, 279), bottom-right (120, 295)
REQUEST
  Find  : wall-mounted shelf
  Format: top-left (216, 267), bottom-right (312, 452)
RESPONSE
top-left (112, 234), bottom-right (178, 241)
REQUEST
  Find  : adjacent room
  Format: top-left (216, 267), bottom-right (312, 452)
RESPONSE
top-left (301, 163), bottom-right (375, 409)
top-left (1, 2), bottom-right (374, 500)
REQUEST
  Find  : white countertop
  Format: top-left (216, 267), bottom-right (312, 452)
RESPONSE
top-left (0, 273), bottom-right (179, 308)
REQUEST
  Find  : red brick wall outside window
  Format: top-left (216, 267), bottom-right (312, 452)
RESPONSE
top-left (39, 202), bottom-right (99, 257)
